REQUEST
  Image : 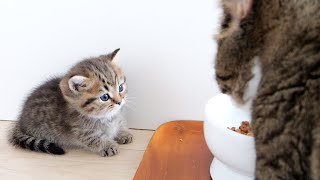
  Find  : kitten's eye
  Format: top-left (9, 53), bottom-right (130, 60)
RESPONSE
top-left (100, 94), bottom-right (110, 101)
top-left (119, 84), bottom-right (124, 92)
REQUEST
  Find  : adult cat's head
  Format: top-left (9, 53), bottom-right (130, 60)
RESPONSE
top-left (60, 49), bottom-right (128, 119)
top-left (215, 0), bottom-right (263, 104)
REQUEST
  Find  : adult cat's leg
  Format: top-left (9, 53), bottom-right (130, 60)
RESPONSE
top-left (311, 126), bottom-right (320, 180)
top-left (309, 68), bottom-right (320, 180)
top-left (252, 88), bottom-right (311, 180)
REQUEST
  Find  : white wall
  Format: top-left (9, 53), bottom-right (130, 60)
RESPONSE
top-left (0, 0), bottom-right (221, 129)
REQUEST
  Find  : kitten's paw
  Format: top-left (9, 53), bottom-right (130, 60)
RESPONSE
top-left (100, 145), bottom-right (119, 157)
top-left (115, 131), bottom-right (133, 144)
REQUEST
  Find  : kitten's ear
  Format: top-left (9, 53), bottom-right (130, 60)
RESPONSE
top-left (68, 75), bottom-right (92, 93)
top-left (102, 48), bottom-right (120, 62)
top-left (223, 0), bottom-right (253, 19)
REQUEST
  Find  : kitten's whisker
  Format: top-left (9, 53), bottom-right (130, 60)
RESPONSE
top-left (125, 101), bottom-right (137, 108)
top-left (125, 96), bottom-right (137, 100)
top-left (125, 98), bottom-right (137, 104)
top-left (124, 104), bottom-right (136, 112)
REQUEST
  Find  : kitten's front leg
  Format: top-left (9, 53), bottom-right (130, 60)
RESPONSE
top-left (79, 134), bottom-right (119, 157)
top-left (114, 129), bottom-right (133, 144)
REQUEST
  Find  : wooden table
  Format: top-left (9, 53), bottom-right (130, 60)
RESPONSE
top-left (134, 120), bottom-right (213, 180)
top-left (0, 120), bottom-right (154, 180)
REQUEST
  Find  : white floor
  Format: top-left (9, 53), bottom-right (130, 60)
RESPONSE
top-left (0, 121), bottom-right (154, 180)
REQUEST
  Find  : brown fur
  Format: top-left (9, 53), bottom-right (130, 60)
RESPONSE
top-left (9, 49), bottom-right (133, 156)
top-left (215, 0), bottom-right (320, 179)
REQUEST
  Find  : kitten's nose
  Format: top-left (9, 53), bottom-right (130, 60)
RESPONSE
top-left (113, 96), bottom-right (122, 105)
top-left (115, 101), bottom-right (122, 105)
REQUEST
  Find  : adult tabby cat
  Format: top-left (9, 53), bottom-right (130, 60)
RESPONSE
top-left (215, 0), bottom-right (320, 179)
top-left (9, 49), bottom-right (133, 157)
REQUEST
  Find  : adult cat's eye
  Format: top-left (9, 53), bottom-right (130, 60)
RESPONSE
top-left (119, 84), bottom-right (124, 92)
top-left (100, 94), bottom-right (110, 101)
top-left (222, 13), bottom-right (232, 29)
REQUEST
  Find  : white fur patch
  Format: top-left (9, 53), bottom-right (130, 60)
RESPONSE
top-left (105, 105), bottom-right (122, 120)
top-left (242, 56), bottom-right (262, 111)
top-left (89, 98), bottom-right (126, 121)
top-left (105, 119), bottom-right (121, 138)
top-left (68, 75), bottom-right (87, 92)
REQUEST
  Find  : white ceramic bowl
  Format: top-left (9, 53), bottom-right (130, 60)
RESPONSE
top-left (204, 94), bottom-right (256, 180)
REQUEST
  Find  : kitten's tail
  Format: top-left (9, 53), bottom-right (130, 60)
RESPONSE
top-left (9, 124), bottom-right (65, 155)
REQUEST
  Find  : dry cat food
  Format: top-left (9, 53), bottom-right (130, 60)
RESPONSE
top-left (228, 121), bottom-right (253, 136)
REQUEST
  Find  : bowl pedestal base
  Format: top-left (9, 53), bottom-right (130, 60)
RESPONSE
top-left (210, 158), bottom-right (253, 180)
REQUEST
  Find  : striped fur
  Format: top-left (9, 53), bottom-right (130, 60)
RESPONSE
top-left (8, 49), bottom-right (133, 156)
top-left (9, 125), bottom-right (64, 155)
top-left (215, 0), bottom-right (320, 179)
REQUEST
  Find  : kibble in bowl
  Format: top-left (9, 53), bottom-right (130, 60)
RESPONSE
top-left (228, 121), bottom-right (254, 136)
top-left (204, 94), bottom-right (256, 179)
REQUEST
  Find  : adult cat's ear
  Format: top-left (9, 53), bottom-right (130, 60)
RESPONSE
top-left (101, 48), bottom-right (120, 62)
top-left (223, 0), bottom-right (253, 20)
top-left (68, 75), bottom-right (92, 93)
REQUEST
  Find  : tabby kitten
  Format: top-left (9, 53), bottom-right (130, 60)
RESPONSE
top-left (215, 0), bottom-right (320, 179)
top-left (9, 49), bottom-right (133, 157)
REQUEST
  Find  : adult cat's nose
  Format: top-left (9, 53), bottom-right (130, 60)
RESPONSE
top-left (221, 88), bottom-right (227, 93)
top-left (221, 85), bottom-right (231, 94)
